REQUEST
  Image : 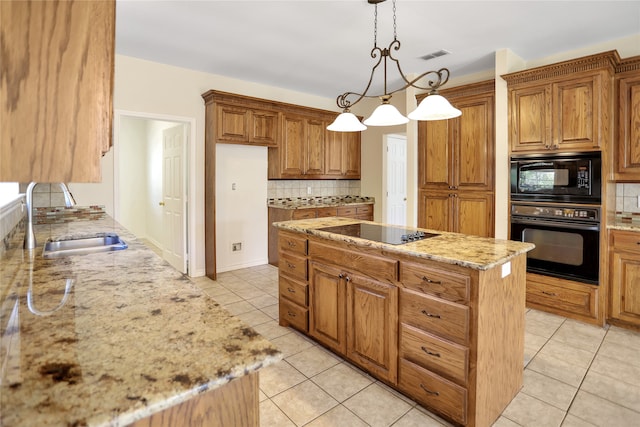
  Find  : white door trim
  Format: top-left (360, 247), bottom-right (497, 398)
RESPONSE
top-left (113, 109), bottom-right (197, 276)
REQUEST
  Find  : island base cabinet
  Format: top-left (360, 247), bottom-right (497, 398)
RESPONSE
top-left (130, 372), bottom-right (259, 427)
top-left (279, 298), bottom-right (309, 332)
top-left (309, 262), bottom-right (347, 354)
top-left (398, 358), bottom-right (467, 425)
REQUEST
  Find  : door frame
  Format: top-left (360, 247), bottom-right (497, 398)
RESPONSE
top-left (113, 109), bottom-right (197, 276)
top-left (382, 133), bottom-right (407, 226)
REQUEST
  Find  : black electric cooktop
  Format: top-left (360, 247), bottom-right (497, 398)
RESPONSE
top-left (317, 223), bottom-right (439, 245)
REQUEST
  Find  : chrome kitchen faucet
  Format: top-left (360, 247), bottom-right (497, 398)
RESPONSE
top-left (24, 182), bottom-right (76, 250)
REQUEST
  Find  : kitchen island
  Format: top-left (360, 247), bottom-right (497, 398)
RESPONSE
top-left (274, 217), bottom-right (534, 427)
top-left (0, 213), bottom-right (281, 426)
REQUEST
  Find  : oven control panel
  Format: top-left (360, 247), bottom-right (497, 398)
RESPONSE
top-left (511, 204), bottom-right (600, 221)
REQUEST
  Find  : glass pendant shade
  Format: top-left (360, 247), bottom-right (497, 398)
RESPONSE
top-left (363, 103), bottom-right (409, 126)
top-left (408, 94), bottom-right (462, 121)
top-left (326, 111), bottom-right (367, 132)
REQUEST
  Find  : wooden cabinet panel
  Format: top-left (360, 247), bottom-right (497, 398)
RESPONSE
top-left (250, 110), bottom-right (279, 146)
top-left (610, 230), bottom-right (640, 327)
top-left (309, 262), bottom-right (347, 354)
top-left (455, 193), bottom-right (494, 238)
top-left (308, 241), bottom-right (397, 283)
top-left (305, 119), bottom-right (326, 175)
top-left (400, 324), bottom-right (468, 386)
top-left (316, 207), bottom-right (338, 218)
top-left (418, 118), bottom-right (453, 189)
top-left (553, 75), bottom-right (600, 149)
top-left (400, 261), bottom-right (470, 304)
top-left (418, 191), bottom-right (451, 231)
top-left (280, 298), bottom-right (309, 332)
top-left (509, 85), bottom-right (551, 152)
top-left (457, 99), bottom-right (494, 190)
top-left (1, 0), bottom-right (115, 182)
top-left (280, 115), bottom-right (306, 176)
top-left (279, 251), bottom-right (307, 282)
top-left (617, 72), bottom-right (640, 179)
top-left (346, 273), bottom-right (398, 384)
top-left (279, 275), bottom-right (308, 307)
top-left (326, 131), bottom-right (362, 178)
top-left (400, 289), bottom-right (469, 346)
top-left (526, 273), bottom-right (598, 321)
top-left (216, 105), bottom-right (249, 143)
top-left (292, 209), bottom-right (317, 220)
top-left (337, 206), bottom-right (357, 216)
top-left (398, 359), bottom-right (467, 425)
top-left (279, 231), bottom-right (308, 256)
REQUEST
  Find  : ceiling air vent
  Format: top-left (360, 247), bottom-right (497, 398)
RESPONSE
top-left (420, 49), bottom-right (451, 61)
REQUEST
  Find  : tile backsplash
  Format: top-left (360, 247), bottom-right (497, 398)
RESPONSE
top-left (268, 180), bottom-right (360, 199)
top-left (616, 183), bottom-right (640, 213)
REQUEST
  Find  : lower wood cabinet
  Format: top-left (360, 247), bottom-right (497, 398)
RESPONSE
top-left (418, 190), bottom-right (494, 238)
top-left (609, 229), bottom-right (640, 328)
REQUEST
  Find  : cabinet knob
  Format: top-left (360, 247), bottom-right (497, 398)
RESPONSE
top-left (345, 276), bottom-right (351, 282)
top-left (286, 262), bottom-right (295, 270)
top-left (287, 311), bottom-right (296, 318)
top-left (287, 241), bottom-right (296, 247)
top-left (338, 273), bottom-right (344, 279)
top-left (287, 287), bottom-right (295, 293)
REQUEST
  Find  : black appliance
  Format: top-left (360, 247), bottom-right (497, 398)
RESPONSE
top-left (317, 223), bottom-right (438, 245)
top-left (510, 152), bottom-right (601, 203)
top-left (510, 203), bottom-right (600, 284)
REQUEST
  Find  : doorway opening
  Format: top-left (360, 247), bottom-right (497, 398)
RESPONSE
top-left (382, 134), bottom-right (408, 226)
top-left (113, 110), bottom-right (196, 275)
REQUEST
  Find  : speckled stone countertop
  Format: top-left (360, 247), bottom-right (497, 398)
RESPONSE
top-left (1, 217), bottom-right (281, 427)
top-left (267, 195), bottom-right (374, 209)
top-left (274, 217), bottom-right (534, 271)
top-left (609, 214), bottom-right (640, 232)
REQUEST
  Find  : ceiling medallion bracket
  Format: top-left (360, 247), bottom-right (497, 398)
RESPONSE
top-left (327, 0), bottom-right (462, 132)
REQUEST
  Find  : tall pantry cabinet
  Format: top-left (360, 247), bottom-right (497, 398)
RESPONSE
top-left (417, 80), bottom-right (495, 238)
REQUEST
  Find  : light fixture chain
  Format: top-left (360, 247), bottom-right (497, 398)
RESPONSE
top-left (373, 2), bottom-right (378, 48)
top-left (392, 0), bottom-right (397, 41)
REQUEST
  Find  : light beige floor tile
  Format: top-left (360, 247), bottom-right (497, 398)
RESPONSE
top-left (589, 352), bottom-right (640, 386)
top-left (537, 339), bottom-right (595, 369)
top-left (525, 310), bottom-right (566, 338)
top-left (548, 319), bottom-right (606, 353)
top-left (311, 363), bottom-right (374, 402)
top-left (236, 309), bottom-right (272, 327)
top-left (580, 370), bottom-right (640, 412)
top-left (261, 303), bottom-right (280, 320)
top-left (568, 390), bottom-right (640, 427)
top-left (375, 380), bottom-right (417, 407)
top-left (221, 300), bottom-right (255, 315)
top-left (412, 406), bottom-right (456, 427)
top-left (561, 414), bottom-right (597, 427)
top-left (305, 404), bottom-right (369, 427)
top-left (286, 345), bottom-right (341, 378)
top-left (393, 407), bottom-right (448, 426)
top-left (260, 399), bottom-right (295, 427)
top-left (207, 290), bottom-right (242, 305)
top-left (200, 284), bottom-right (232, 298)
top-left (527, 352), bottom-right (589, 387)
top-left (259, 389), bottom-right (268, 402)
top-left (492, 416), bottom-right (522, 427)
top-left (521, 369), bottom-right (578, 411)
top-left (252, 320), bottom-right (292, 340)
top-left (525, 331), bottom-right (549, 352)
top-left (501, 392), bottom-right (565, 427)
top-left (248, 294), bottom-right (279, 309)
top-left (259, 360), bottom-right (306, 398)
top-left (269, 331), bottom-right (316, 358)
top-left (271, 380), bottom-right (339, 426)
top-left (597, 339), bottom-right (640, 369)
top-left (603, 325), bottom-right (640, 352)
top-left (344, 383), bottom-right (413, 427)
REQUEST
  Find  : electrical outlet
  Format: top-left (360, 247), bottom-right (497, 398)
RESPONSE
top-left (232, 242), bottom-right (242, 252)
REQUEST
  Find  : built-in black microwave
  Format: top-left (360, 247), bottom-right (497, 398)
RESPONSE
top-left (510, 152), bottom-right (601, 203)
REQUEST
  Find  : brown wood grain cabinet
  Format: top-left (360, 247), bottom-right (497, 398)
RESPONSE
top-left (326, 131), bottom-right (361, 178)
top-left (503, 51), bottom-right (617, 153)
top-left (278, 231), bottom-right (309, 333)
top-left (417, 81), bottom-right (495, 237)
top-left (0, 0), bottom-right (115, 182)
top-left (215, 103), bottom-right (279, 146)
top-left (609, 230), bottom-right (640, 329)
top-left (615, 56), bottom-right (640, 180)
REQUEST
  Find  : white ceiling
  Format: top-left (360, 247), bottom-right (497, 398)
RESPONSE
top-left (115, 0), bottom-right (640, 105)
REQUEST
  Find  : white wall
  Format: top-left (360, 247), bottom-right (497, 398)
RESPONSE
top-left (118, 116), bottom-right (148, 237)
top-left (215, 144), bottom-right (268, 272)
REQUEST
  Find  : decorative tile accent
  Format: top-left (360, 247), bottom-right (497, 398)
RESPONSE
top-left (267, 195), bottom-right (374, 208)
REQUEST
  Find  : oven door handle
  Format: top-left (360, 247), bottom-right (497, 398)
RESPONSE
top-left (511, 217), bottom-right (600, 231)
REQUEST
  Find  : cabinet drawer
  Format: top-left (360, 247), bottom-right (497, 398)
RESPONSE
top-left (308, 241), bottom-right (397, 282)
top-left (279, 275), bottom-right (308, 307)
top-left (400, 262), bottom-right (470, 304)
top-left (292, 209), bottom-right (317, 220)
top-left (337, 206), bottom-right (357, 217)
top-left (398, 358), bottom-right (467, 425)
top-left (400, 289), bottom-right (469, 346)
top-left (280, 299), bottom-right (308, 332)
top-left (279, 251), bottom-right (308, 281)
top-left (316, 207), bottom-right (338, 218)
top-left (526, 278), bottom-right (596, 319)
top-left (399, 324), bottom-right (468, 386)
top-left (611, 230), bottom-right (640, 252)
top-left (356, 205), bottom-right (373, 215)
top-left (279, 232), bottom-right (308, 256)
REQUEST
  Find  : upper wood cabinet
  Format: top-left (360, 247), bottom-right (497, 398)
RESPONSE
top-left (215, 104), bottom-right (279, 146)
top-left (0, 0), bottom-right (115, 182)
top-left (615, 56), bottom-right (640, 181)
top-left (326, 131), bottom-right (361, 178)
top-left (503, 51), bottom-right (617, 153)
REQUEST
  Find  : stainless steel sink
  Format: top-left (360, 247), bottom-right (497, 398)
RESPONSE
top-left (43, 233), bottom-right (128, 258)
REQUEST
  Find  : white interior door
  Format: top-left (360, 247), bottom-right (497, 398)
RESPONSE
top-left (162, 124), bottom-right (187, 273)
top-left (386, 135), bottom-right (407, 226)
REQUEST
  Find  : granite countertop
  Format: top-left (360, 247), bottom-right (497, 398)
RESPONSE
top-left (274, 217), bottom-right (534, 271)
top-left (267, 195), bottom-right (374, 209)
top-left (1, 216), bottom-right (281, 427)
top-left (609, 214), bottom-right (640, 232)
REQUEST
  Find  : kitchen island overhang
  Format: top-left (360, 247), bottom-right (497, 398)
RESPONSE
top-left (273, 217), bottom-right (534, 427)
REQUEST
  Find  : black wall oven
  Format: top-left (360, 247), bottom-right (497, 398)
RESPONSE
top-left (511, 152), bottom-right (601, 204)
top-left (510, 203), bottom-right (600, 284)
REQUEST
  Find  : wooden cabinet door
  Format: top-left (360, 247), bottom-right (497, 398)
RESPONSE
top-left (280, 114), bottom-right (306, 176)
top-left (346, 272), bottom-right (398, 384)
top-left (617, 74), bottom-right (640, 180)
top-left (309, 262), bottom-right (346, 354)
top-left (418, 191), bottom-right (452, 232)
top-left (305, 119), bottom-right (326, 175)
top-left (509, 84), bottom-right (552, 152)
top-left (552, 75), bottom-right (601, 150)
top-left (342, 132), bottom-right (361, 178)
top-left (250, 110), bottom-right (279, 146)
top-left (216, 104), bottom-right (249, 143)
top-left (1, 0), bottom-right (115, 182)
top-left (325, 131), bottom-right (343, 176)
top-left (453, 192), bottom-right (494, 238)
top-left (611, 250), bottom-right (640, 325)
top-left (455, 94), bottom-right (494, 191)
top-left (418, 119), bottom-right (453, 189)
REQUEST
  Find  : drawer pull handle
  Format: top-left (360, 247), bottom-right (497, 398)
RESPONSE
top-left (541, 291), bottom-right (557, 297)
top-left (422, 276), bottom-right (442, 285)
top-left (287, 311), bottom-right (296, 318)
top-left (287, 287), bottom-right (296, 293)
top-left (419, 384), bottom-right (440, 396)
top-left (421, 346), bottom-right (441, 358)
top-left (421, 310), bottom-right (441, 319)
top-left (287, 241), bottom-right (297, 247)
top-left (286, 262), bottom-right (296, 270)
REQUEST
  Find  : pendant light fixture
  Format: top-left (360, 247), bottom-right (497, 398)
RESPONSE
top-left (327, 0), bottom-right (461, 132)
